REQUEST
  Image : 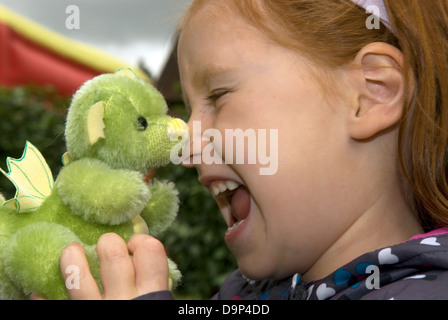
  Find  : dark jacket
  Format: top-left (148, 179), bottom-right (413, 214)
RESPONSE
top-left (136, 228), bottom-right (448, 300)
top-left (215, 228), bottom-right (448, 300)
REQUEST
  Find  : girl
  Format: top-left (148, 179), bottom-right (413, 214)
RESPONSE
top-left (58, 0), bottom-right (448, 300)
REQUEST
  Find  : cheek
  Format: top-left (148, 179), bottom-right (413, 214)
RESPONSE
top-left (257, 113), bottom-right (347, 218)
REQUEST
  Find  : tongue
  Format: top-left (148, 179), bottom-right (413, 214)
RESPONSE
top-left (230, 186), bottom-right (251, 221)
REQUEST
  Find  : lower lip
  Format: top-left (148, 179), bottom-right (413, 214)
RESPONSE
top-left (224, 214), bottom-right (250, 247)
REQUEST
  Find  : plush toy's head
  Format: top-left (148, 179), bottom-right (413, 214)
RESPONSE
top-left (65, 69), bottom-right (187, 174)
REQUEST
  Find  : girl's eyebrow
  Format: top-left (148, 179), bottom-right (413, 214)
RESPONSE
top-left (192, 64), bottom-right (237, 89)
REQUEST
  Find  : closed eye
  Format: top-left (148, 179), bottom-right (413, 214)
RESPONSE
top-left (206, 89), bottom-right (229, 104)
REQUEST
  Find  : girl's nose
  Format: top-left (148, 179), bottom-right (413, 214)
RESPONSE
top-left (181, 119), bottom-right (203, 168)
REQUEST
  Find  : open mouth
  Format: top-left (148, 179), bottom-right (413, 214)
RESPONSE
top-left (211, 181), bottom-right (251, 234)
top-left (143, 168), bottom-right (156, 184)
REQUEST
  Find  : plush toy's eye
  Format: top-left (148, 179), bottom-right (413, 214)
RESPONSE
top-left (137, 117), bottom-right (148, 131)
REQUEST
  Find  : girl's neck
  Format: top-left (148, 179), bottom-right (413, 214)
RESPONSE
top-left (302, 183), bottom-right (423, 283)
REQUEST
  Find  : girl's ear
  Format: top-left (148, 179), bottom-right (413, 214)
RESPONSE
top-left (348, 43), bottom-right (405, 140)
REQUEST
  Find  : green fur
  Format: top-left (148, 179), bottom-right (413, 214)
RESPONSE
top-left (0, 70), bottom-right (186, 299)
top-left (56, 158), bottom-right (151, 225)
top-left (142, 180), bottom-right (179, 236)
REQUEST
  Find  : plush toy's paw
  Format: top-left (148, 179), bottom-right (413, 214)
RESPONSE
top-left (141, 180), bottom-right (179, 236)
top-left (168, 258), bottom-right (182, 289)
top-left (56, 158), bottom-right (151, 225)
top-left (2, 222), bottom-right (81, 300)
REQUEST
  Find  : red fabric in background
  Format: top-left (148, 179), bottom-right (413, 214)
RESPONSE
top-left (0, 23), bottom-right (101, 96)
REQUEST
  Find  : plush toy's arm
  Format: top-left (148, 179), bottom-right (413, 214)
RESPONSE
top-left (140, 179), bottom-right (179, 236)
top-left (55, 158), bottom-right (151, 225)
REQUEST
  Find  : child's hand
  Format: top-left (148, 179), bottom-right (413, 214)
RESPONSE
top-left (59, 233), bottom-right (169, 300)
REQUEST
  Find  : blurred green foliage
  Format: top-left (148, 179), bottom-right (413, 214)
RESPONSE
top-left (0, 86), bottom-right (68, 198)
top-left (0, 85), bottom-right (237, 299)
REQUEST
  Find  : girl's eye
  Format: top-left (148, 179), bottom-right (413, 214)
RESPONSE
top-left (206, 89), bottom-right (229, 104)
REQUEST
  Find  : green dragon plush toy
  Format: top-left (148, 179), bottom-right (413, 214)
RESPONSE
top-left (0, 68), bottom-right (188, 300)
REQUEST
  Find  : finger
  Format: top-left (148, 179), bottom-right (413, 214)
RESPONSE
top-left (30, 292), bottom-right (47, 300)
top-left (128, 234), bottom-right (169, 295)
top-left (60, 242), bottom-right (102, 300)
top-left (96, 233), bottom-right (136, 299)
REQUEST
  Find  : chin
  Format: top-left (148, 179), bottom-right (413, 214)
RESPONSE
top-left (238, 261), bottom-right (276, 281)
top-left (239, 259), bottom-right (297, 282)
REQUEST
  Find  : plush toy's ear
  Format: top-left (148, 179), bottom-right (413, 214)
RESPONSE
top-left (87, 101), bottom-right (106, 145)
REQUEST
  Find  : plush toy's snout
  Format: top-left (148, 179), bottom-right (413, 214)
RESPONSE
top-left (167, 118), bottom-right (189, 138)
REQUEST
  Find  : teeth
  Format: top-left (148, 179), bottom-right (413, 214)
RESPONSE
top-left (218, 184), bottom-right (227, 193)
top-left (212, 181), bottom-right (239, 196)
top-left (227, 219), bottom-right (245, 233)
top-left (210, 181), bottom-right (243, 232)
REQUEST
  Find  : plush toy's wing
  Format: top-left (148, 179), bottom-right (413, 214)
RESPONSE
top-left (0, 141), bottom-right (54, 213)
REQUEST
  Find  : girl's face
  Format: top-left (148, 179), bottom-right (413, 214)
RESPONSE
top-left (178, 5), bottom-right (364, 281)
